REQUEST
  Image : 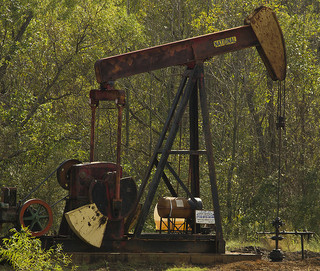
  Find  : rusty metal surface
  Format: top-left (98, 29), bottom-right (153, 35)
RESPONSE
top-left (245, 6), bottom-right (286, 80)
top-left (41, 234), bottom-right (219, 253)
top-left (198, 64), bottom-right (224, 252)
top-left (58, 5), bottom-right (286, 253)
top-left (115, 104), bottom-right (124, 201)
top-left (1, 188), bottom-right (54, 237)
top-left (69, 162), bottom-right (121, 207)
top-left (61, 162), bottom-right (137, 240)
top-left (19, 198), bottom-right (53, 237)
top-left (89, 89), bottom-right (125, 105)
top-left (57, 159), bottom-right (82, 190)
top-left (1, 187), bottom-right (17, 206)
top-left (89, 88), bottom-right (125, 162)
top-left (95, 25), bottom-right (258, 83)
top-left (0, 206), bottom-right (17, 223)
top-left (70, 252), bottom-right (261, 265)
top-left (89, 176), bottom-right (137, 219)
top-left (133, 66), bottom-right (201, 238)
top-left (89, 104), bottom-right (97, 162)
top-left (0, 188), bottom-right (18, 226)
top-left (95, 6), bottom-right (286, 83)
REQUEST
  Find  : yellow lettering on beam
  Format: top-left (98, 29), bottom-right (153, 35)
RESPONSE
top-left (214, 36), bottom-right (237, 48)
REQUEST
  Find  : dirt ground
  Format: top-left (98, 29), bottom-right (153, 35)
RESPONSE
top-left (205, 250), bottom-right (320, 271)
top-left (2, 248), bottom-right (320, 270)
top-left (206, 258), bottom-right (320, 270)
top-left (90, 250), bottom-right (320, 271)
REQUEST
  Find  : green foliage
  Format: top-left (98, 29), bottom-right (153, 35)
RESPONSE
top-left (0, 0), bottom-right (320, 242)
top-left (0, 0), bottom-right (146, 233)
top-left (0, 228), bottom-right (77, 271)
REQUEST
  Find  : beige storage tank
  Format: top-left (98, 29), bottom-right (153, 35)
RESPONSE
top-left (157, 197), bottom-right (201, 218)
top-left (154, 204), bottom-right (186, 231)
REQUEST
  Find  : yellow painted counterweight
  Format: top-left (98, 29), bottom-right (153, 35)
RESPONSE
top-left (65, 203), bottom-right (107, 248)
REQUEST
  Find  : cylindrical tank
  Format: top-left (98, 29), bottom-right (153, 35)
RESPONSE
top-left (157, 197), bottom-right (202, 218)
top-left (154, 204), bottom-right (186, 231)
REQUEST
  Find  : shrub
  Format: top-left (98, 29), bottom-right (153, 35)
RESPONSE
top-left (0, 228), bottom-right (77, 271)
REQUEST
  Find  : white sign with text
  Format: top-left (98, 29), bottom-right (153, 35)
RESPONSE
top-left (195, 210), bottom-right (215, 224)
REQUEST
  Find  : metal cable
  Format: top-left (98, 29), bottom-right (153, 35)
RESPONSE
top-left (21, 160), bottom-right (67, 203)
top-left (276, 80), bottom-right (286, 218)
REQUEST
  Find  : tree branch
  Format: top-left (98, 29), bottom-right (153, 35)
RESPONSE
top-left (0, 11), bottom-right (34, 93)
top-left (129, 108), bottom-right (161, 136)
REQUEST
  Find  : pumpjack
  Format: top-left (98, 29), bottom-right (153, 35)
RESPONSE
top-left (0, 6), bottom-right (286, 254)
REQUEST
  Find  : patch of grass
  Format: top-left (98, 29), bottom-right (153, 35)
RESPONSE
top-left (225, 234), bottom-right (320, 253)
top-left (0, 263), bottom-right (14, 271)
top-left (76, 260), bottom-right (173, 271)
top-left (301, 234), bottom-right (320, 252)
top-left (75, 261), bottom-right (107, 271)
top-left (166, 267), bottom-right (208, 271)
top-left (226, 238), bottom-right (266, 251)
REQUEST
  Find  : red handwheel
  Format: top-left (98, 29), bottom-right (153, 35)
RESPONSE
top-left (19, 199), bottom-right (53, 237)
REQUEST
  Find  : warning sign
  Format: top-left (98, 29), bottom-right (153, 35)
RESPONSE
top-left (195, 210), bottom-right (215, 224)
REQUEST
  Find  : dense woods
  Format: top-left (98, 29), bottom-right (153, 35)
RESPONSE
top-left (0, 0), bottom-right (319, 240)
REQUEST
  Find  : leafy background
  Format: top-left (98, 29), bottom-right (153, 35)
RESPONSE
top-left (0, 0), bottom-right (319, 240)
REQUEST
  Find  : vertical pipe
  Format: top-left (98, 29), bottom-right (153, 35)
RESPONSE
top-left (301, 234), bottom-right (304, 260)
top-left (275, 225), bottom-right (279, 250)
top-left (115, 104), bottom-right (123, 200)
top-left (125, 88), bottom-right (130, 149)
top-left (90, 104), bottom-right (97, 162)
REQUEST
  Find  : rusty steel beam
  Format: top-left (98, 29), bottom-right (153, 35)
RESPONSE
top-left (189, 84), bottom-right (200, 199)
top-left (90, 89), bottom-right (125, 105)
top-left (198, 64), bottom-right (224, 253)
top-left (95, 25), bottom-right (257, 84)
top-left (95, 7), bottom-right (286, 84)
